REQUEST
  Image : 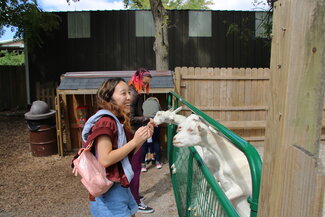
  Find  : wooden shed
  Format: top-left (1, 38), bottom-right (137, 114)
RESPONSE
top-left (55, 70), bottom-right (174, 156)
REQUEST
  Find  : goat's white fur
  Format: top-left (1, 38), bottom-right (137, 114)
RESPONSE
top-left (153, 107), bottom-right (186, 125)
top-left (173, 114), bottom-right (251, 217)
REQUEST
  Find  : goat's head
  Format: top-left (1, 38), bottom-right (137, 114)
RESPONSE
top-left (153, 107), bottom-right (182, 125)
top-left (173, 114), bottom-right (209, 147)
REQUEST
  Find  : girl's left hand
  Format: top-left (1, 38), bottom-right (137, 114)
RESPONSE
top-left (147, 118), bottom-right (157, 127)
top-left (146, 119), bottom-right (154, 138)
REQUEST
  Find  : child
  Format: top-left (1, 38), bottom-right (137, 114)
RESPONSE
top-left (141, 97), bottom-right (162, 171)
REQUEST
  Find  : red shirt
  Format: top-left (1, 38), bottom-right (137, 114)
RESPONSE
top-left (87, 116), bottom-right (134, 187)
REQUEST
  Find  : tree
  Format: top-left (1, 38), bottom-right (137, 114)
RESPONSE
top-left (124, 0), bottom-right (213, 70)
top-left (0, 0), bottom-right (60, 49)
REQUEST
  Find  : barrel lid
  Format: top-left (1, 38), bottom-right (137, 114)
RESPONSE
top-left (25, 100), bottom-right (56, 120)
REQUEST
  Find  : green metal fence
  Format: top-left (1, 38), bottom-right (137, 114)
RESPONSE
top-left (166, 91), bottom-right (262, 217)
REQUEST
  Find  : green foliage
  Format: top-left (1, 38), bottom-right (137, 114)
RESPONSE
top-left (224, 0), bottom-right (273, 48)
top-left (0, 0), bottom-right (61, 49)
top-left (0, 50), bottom-right (24, 65)
top-left (224, 17), bottom-right (254, 42)
top-left (124, 0), bottom-right (213, 9)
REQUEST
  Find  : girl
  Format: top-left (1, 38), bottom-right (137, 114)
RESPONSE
top-left (82, 78), bottom-right (154, 217)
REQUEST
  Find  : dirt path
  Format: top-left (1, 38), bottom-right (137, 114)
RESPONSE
top-left (0, 114), bottom-right (177, 217)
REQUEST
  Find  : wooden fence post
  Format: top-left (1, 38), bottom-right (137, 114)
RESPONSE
top-left (258, 0), bottom-right (325, 216)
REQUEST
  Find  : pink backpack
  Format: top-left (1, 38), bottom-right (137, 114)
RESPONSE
top-left (72, 142), bottom-right (114, 197)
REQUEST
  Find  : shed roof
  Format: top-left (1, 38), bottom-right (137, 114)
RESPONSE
top-left (57, 70), bottom-right (174, 94)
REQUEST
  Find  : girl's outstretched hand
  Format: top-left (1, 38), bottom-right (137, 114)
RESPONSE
top-left (147, 119), bottom-right (155, 136)
top-left (148, 118), bottom-right (158, 127)
top-left (133, 126), bottom-right (150, 146)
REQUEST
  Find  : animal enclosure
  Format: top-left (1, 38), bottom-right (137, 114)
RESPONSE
top-left (166, 91), bottom-right (262, 217)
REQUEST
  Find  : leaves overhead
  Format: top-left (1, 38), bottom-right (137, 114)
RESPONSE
top-left (123, 0), bottom-right (213, 9)
top-left (0, 0), bottom-right (61, 48)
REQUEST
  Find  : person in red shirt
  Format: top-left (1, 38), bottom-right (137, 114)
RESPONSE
top-left (85, 78), bottom-right (154, 217)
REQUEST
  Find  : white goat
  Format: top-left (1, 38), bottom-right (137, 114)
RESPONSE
top-left (173, 114), bottom-right (251, 217)
top-left (153, 107), bottom-right (186, 125)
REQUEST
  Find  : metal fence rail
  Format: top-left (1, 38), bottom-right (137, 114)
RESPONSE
top-left (166, 91), bottom-right (262, 217)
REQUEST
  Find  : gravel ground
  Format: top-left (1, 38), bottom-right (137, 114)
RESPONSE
top-left (0, 113), bottom-right (178, 217)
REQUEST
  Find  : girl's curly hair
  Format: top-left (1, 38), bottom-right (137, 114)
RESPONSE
top-left (97, 78), bottom-right (131, 130)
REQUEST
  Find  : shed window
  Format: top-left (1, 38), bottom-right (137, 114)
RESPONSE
top-left (255, 12), bottom-right (270, 38)
top-left (136, 11), bottom-right (155, 37)
top-left (68, 12), bottom-right (90, 39)
top-left (189, 11), bottom-right (212, 37)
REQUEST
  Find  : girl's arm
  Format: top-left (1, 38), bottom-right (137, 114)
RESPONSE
top-left (97, 126), bottom-right (151, 168)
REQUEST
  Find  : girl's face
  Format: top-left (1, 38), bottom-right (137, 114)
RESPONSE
top-left (111, 81), bottom-right (131, 112)
top-left (142, 76), bottom-right (152, 91)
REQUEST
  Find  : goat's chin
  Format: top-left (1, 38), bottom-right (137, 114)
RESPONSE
top-left (173, 142), bottom-right (187, 148)
top-left (173, 142), bottom-right (193, 148)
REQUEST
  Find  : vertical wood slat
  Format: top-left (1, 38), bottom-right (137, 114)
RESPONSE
top-left (35, 82), bottom-right (57, 109)
top-left (213, 68), bottom-right (221, 119)
top-left (258, 0), bottom-right (325, 216)
top-left (0, 66), bottom-right (26, 110)
top-left (61, 94), bottom-right (72, 152)
top-left (55, 93), bottom-right (63, 156)
top-left (220, 68), bottom-right (228, 121)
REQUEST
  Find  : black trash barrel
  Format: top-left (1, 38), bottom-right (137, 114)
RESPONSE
top-left (24, 101), bottom-right (58, 157)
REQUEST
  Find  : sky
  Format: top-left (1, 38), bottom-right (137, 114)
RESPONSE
top-left (1, 0), bottom-right (269, 41)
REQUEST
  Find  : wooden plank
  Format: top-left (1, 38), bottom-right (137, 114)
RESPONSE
top-left (242, 136), bottom-right (265, 141)
top-left (196, 67), bottom-right (208, 112)
top-left (207, 67), bottom-right (214, 118)
top-left (174, 67), bottom-right (181, 94)
top-left (238, 68), bottom-right (246, 122)
top-left (57, 87), bottom-right (174, 95)
top-left (238, 135), bottom-right (325, 142)
top-left (212, 68), bottom-right (221, 120)
top-left (180, 67), bottom-right (188, 100)
top-left (225, 68), bottom-right (232, 121)
top-left (187, 67), bottom-right (195, 106)
top-left (61, 94), bottom-right (72, 152)
top-left (181, 75), bottom-right (270, 80)
top-left (55, 94), bottom-right (63, 156)
top-left (256, 68), bottom-right (264, 140)
top-left (220, 68), bottom-right (228, 121)
top-left (259, 0), bottom-right (325, 216)
top-left (244, 68), bottom-right (253, 140)
top-left (231, 68), bottom-right (240, 121)
top-left (279, 146), bottom-right (325, 217)
top-left (219, 120), bottom-right (266, 129)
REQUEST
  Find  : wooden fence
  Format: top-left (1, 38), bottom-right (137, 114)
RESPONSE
top-left (174, 67), bottom-right (325, 146)
top-left (0, 65), bottom-right (26, 110)
top-left (35, 82), bottom-right (57, 109)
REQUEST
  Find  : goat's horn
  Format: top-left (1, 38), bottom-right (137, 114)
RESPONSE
top-left (173, 106), bottom-right (182, 114)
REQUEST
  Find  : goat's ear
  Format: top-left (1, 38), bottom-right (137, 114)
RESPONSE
top-left (197, 124), bottom-right (207, 135)
top-left (167, 107), bottom-right (173, 112)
